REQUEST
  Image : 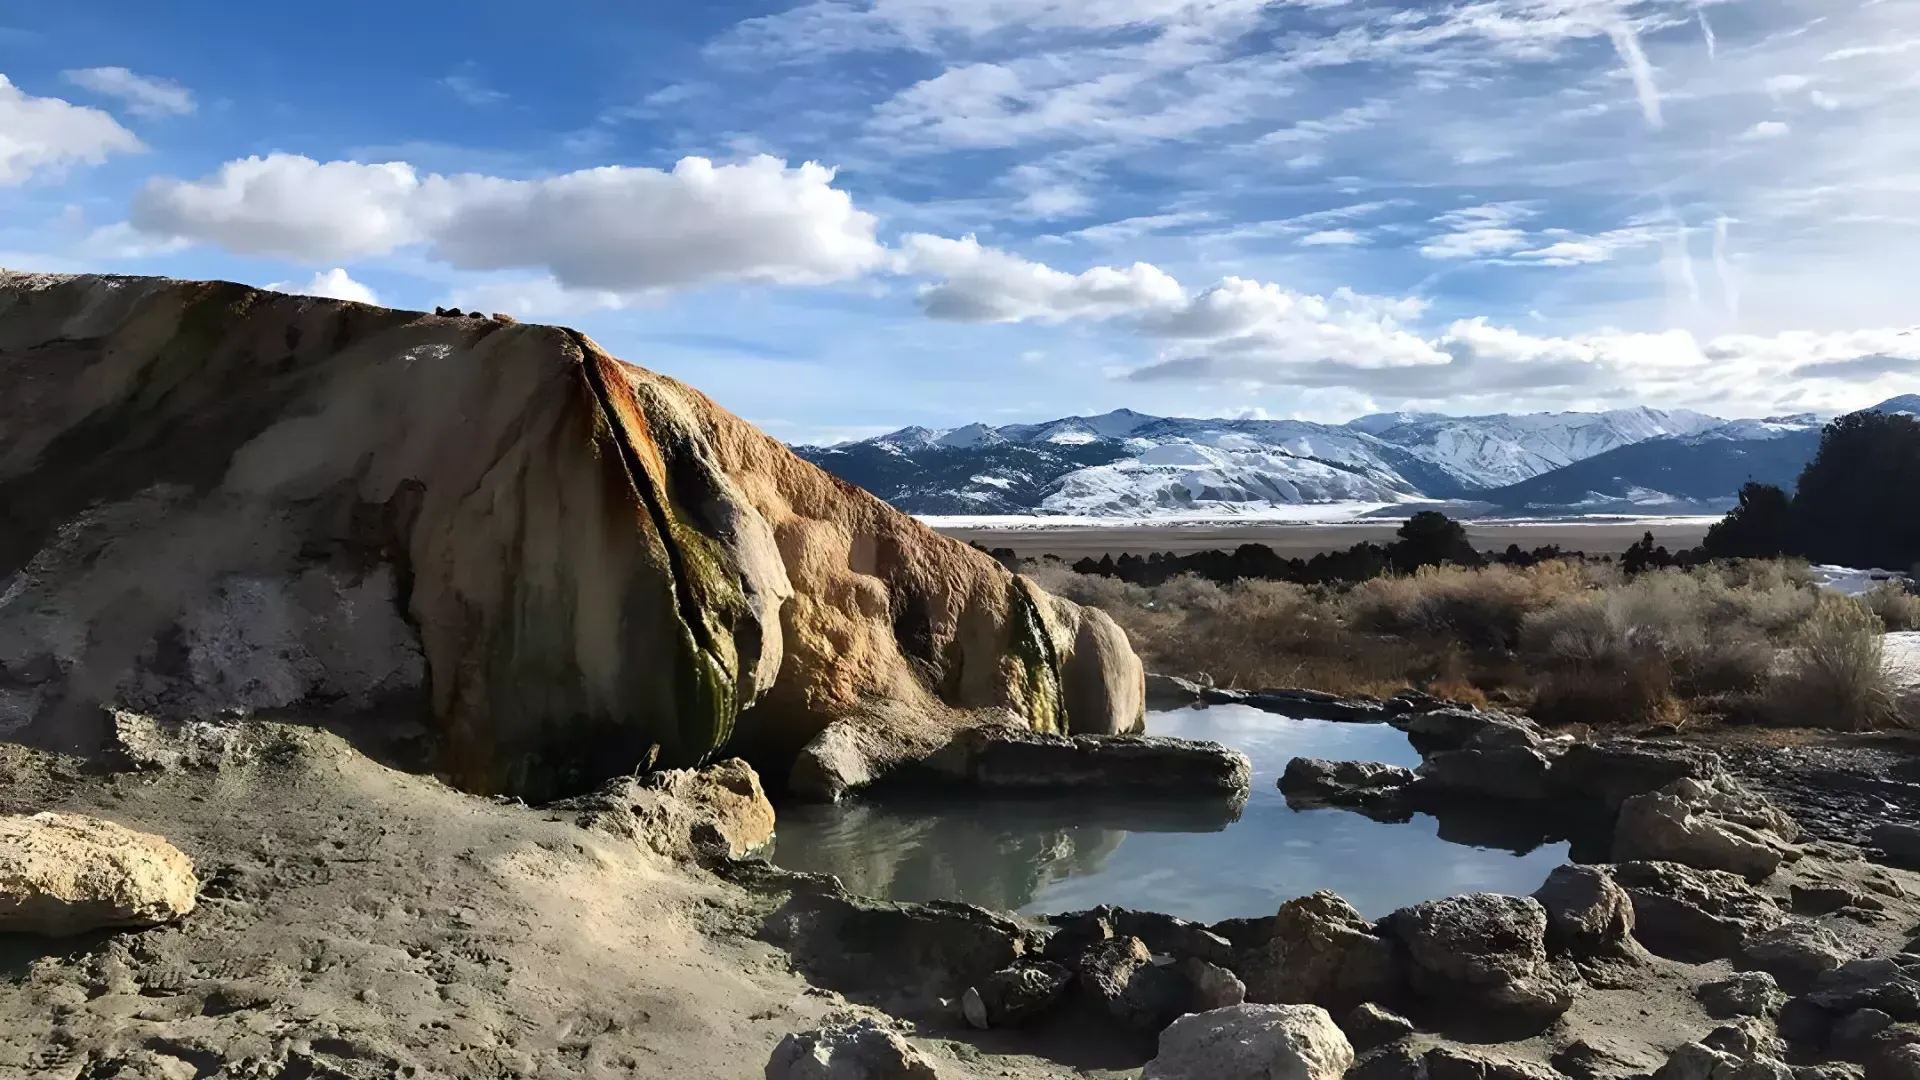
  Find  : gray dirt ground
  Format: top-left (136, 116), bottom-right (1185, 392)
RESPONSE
top-left (933, 521), bottom-right (1714, 561)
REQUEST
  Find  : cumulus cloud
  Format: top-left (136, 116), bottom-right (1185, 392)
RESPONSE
top-left (62, 67), bottom-right (195, 118)
top-left (0, 75), bottom-right (143, 185)
top-left (128, 153), bottom-right (886, 295)
top-left (897, 233), bottom-right (1184, 322)
top-left (267, 268), bottom-right (379, 305)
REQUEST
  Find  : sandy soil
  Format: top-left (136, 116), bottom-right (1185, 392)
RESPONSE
top-left (0, 726), bottom-right (1106, 1080)
top-left (934, 521), bottom-right (1714, 561)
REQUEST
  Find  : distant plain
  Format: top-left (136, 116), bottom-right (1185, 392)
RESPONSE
top-left (930, 517), bottom-right (1718, 560)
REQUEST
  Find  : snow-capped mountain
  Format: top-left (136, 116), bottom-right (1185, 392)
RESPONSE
top-left (793, 400), bottom-right (1904, 518)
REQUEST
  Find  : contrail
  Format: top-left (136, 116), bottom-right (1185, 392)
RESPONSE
top-left (1608, 21), bottom-right (1666, 129)
top-left (1713, 215), bottom-right (1740, 323)
top-left (1697, 7), bottom-right (1718, 60)
top-left (1662, 198), bottom-right (1701, 309)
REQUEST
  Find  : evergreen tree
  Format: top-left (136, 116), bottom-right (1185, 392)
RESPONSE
top-left (1789, 411), bottom-right (1920, 569)
top-left (1702, 482), bottom-right (1793, 560)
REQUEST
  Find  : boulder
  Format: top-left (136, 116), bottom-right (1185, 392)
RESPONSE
top-left (1078, 936), bottom-right (1187, 1031)
top-left (1550, 740), bottom-right (1724, 811)
top-left (760, 892), bottom-right (1030, 996)
top-left (1615, 780), bottom-right (1796, 882)
top-left (1180, 955), bottom-right (1249, 1012)
top-left (560, 758), bottom-right (775, 859)
top-left (1238, 891), bottom-right (1401, 1011)
top-left (1046, 906), bottom-right (1234, 968)
top-left (1342, 1003), bottom-right (1416, 1051)
top-left (931, 728), bottom-right (1252, 795)
top-left (0, 812), bottom-right (198, 936)
top-left (1397, 709), bottom-right (1543, 754)
top-left (1874, 825), bottom-right (1920, 869)
top-left (1143, 1004), bottom-right (1354, 1080)
top-left (961, 961), bottom-right (1073, 1028)
top-left (1741, 923), bottom-right (1854, 992)
top-left (1351, 1045), bottom-right (1430, 1080)
top-left (1611, 861), bottom-right (1786, 961)
top-left (1532, 864), bottom-right (1638, 959)
top-left (1281, 759), bottom-right (1418, 806)
top-left (1386, 894), bottom-right (1579, 1028)
top-left (0, 273), bottom-right (1144, 802)
top-left (1424, 1046), bottom-right (1565, 1080)
top-left (1698, 972), bottom-right (1787, 1020)
top-left (1777, 959), bottom-right (1920, 1049)
top-left (764, 1020), bottom-right (939, 1080)
top-left (1793, 885), bottom-right (1886, 917)
top-left (1146, 673), bottom-right (1208, 710)
top-left (1417, 745), bottom-right (1555, 802)
top-left (1241, 689), bottom-right (1391, 723)
top-left (1656, 1023), bottom-right (1797, 1080)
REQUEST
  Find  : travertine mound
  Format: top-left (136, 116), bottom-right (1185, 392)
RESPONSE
top-left (0, 812), bottom-right (198, 935)
top-left (0, 272), bottom-right (1143, 799)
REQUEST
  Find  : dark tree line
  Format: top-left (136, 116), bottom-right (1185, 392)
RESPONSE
top-left (1704, 410), bottom-right (1920, 570)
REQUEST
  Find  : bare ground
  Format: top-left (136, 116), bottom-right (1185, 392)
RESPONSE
top-left (933, 521), bottom-right (1714, 562)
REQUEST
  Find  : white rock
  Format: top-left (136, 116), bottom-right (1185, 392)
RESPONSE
top-left (765, 1020), bottom-right (939, 1080)
top-left (1144, 1003), bottom-right (1355, 1080)
top-left (0, 812), bottom-right (198, 936)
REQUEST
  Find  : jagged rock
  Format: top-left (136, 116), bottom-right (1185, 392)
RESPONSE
top-left (1777, 959), bottom-right (1920, 1049)
top-left (1342, 1003), bottom-right (1416, 1051)
top-left (1612, 861), bottom-right (1786, 961)
top-left (1241, 688), bottom-right (1390, 723)
top-left (1797, 1066), bottom-right (1865, 1080)
top-left (1180, 956), bottom-right (1250, 1012)
top-left (1656, 1023), bottom-right (1795, 1080)
top-left (930, 727), bottom-right (1251, 795)
top-left (1874, 825), bottom-right (1920, 869)
top-left (1552, 1038), bottom-right (1660, 1080)
top-left (1834, 1009), bottom-right (1898, 1054)
top-left (1079, 936), bottom-right (1187, 1031)
top-left (1550, 740), bottom-right (1724, 810)
top-left (1417, 745), bottom-right (1556, 802)
top-left (1424, 1046), bottom-right (1565, 1080)
top-left (1352, 1045), bottom-right (1431, 1080)
top-left (0, 812), bottom-right (199, 936)
top-left (1705, 1019), bottom-right (1788, 1061)
top-left (1741, 923), bottom-right (1854, 992)
top-left (1397, 709), bottom-right (1543, 753)
top-left (1238, 891), bottom-right (1401, 1011)
top-left (1281, 758), bottom-right (1418, 806)
top-left (1615, 778), bottom-right (1798, 882)
top-left (1387, 894), bottom-right (1579, 1027)
top-left (765, 1019), bottom-right (939, 1080)
top-left (760, 892), bottom-right (1030, 995)
top-left (0, 273), bottom-right (1143, 802)
top-left (1698, 973), bottom-right (1787, 1019)
top-left (962, 961), bottom-right (1073, 1028)
top-left (1533, 864), bottom-right (1638, 959)
top-left (1045, 906), bottom-right (1234, 967)
top-left (1143, 1004), bottom-right (1354, 1080)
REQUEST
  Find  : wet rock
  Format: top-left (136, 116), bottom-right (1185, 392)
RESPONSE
top-left (1533, 864), bottom-right (1638, 959)
top-left (1424, 1046), bottom-right (1565, 1080)
top-left (1042, 907), bottom-right (1116, 963)
top-left (1698, 972), bottom-right (1787, 1019)
top-left (1281, 758), bottom-right (1419, 805)
top-left (962, 961), bottom-right (1073, 1028)
top-left (765, 1019), bottom-right (939, 1080)
top-left (1552, 1038), bottom-right (1660, 1080)
top-left (932, 728), bottom-right (1252, 795)
top-left (1611, 861), bottom-right (1786, 961)
top-left (1386, 894), bottom-right (1579, 1028)
top-left (1242, 688), bottom-right (1391, 723)
top-left (761, 893), bottom-right (1029, 996)
top-left (1550, 739), bottom-right (1724, 811)
top-left (1142, 1003), bottom-right (1354, 1080)
top-left (1046, 907), bottom-right (1233, 967)
top-left (1741, 923), bottom-right (1854, 992)
top-left (0, 812), bottom-right (198, 936)
top-left (1238, 891), bottom-right (1401, 1011)
top-left (789, 721), bottom-right (884, 803)
top-left (1417, 745), bottom-right (1556, 802)
top-left (1615, 780), bottom-right (1796, 882)
top-left (1874, 825), bottom-right (1920, 869)
top-left (1342, 1003), bottom-right (1416, 1051)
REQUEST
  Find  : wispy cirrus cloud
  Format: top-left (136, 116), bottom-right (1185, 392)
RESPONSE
top-left (62, 67), bottom-right (194, 118)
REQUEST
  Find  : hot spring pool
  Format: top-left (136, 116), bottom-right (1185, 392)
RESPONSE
top-left (770, 705), bottom-right (1571, 922)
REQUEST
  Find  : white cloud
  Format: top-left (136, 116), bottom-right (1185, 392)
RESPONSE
top-left (0, 75), bottom-right (143, 185)
top-left (1741, 120), bottom-right (1791, 140)
top-left (1606, 22), bottom-right (1665, 129)
top-left (1067, 210), bottom-right (1215, 244)
top-left (1764, 74), bottom-right (1811, 98)
top-left (897, 233), bottom-right (1185, 322)
top-left (1419, 203), bottom-right (1536, 260)
top-left (1299, 229), bottom-right (1366, 246)
top-left (440, 74), bottom-right (507, 106)
top-left (267, 268), bottom-right (379, 305)
top-left (62, 67), bottom-right (194, 118)
top-left (128, 153), bottom-right (887, 295)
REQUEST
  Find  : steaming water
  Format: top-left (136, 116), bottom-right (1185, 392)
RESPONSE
top-left (770, 705), bottom-right (1571, 922)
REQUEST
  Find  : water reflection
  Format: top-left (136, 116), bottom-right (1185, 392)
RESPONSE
top-left (770, 706), bottom-right (1571, 922)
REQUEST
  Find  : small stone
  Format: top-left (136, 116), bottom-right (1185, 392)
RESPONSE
top-left (1143, 1003), bottom-right (1355, 1080)
top-left (1697, 972), bottom-right (1786, 1019)
top-left (1342, 1003), bottom-right (1416, 1052)
top-left (960, 986), bottom-right (988, 1030)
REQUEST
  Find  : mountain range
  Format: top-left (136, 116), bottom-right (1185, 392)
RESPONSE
top-left (794, 396), bottom-right (1920, 519)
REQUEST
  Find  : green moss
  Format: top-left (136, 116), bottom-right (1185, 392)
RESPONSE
top-left (1007, 579), bottom-right (1067, 735)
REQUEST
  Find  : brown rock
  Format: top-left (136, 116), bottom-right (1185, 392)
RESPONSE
top-left (0, 812), bottom-right (198, 936)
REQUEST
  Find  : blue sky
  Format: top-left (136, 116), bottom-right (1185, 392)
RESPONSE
top-left (3, 0), bottom-right (1917, 443)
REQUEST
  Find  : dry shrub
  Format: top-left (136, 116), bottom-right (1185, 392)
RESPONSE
top-left (1023, 564), bottom-right (1150, 611)
top-left (1862, 582), bottom-right (1920, 633)
top-left (1346, 562), bottom-right (1589, 650)
top-left (1769, 595), bottom-right (1896, 730)
top-left (1518, 598), bottom-right (1683, 725)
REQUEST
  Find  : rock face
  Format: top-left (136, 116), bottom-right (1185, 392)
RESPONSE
top-left (0, 273), bottom-right (1143, 800)
top-left (764, 1020), bottom-right (939, 1080)
top-left (1386, 894), bottom-right (1579, 1028)
top-left (0, 812), bottom-right (199, 936)
top-left (1143, 1004), bottom-right (1355, 1080)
